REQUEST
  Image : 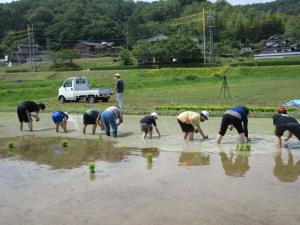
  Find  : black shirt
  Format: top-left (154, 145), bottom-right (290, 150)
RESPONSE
top-left (140, 116), bottom-right (157, 126)
top-left (19, 101), bottom-right (40, 113)
top-left (86, 109), bottom-right (102, 120)
top-left (273, 114), bottom-right (299, 126)
top-left (116, 79), bottom-right (124, 93)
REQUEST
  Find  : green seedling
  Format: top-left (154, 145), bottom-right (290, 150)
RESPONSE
top-left (245, 143), bottom-right (251, 151)
top-left (89, 162), bottom-right (96, 173)
top-left (61, 139), bottom-right (68, 148)
top-left (6, 142), bottom-right (14, 149)
top-left (236, 143), bottom-right (251, 151)
top-left (146, 153), bottom-right (153, 163)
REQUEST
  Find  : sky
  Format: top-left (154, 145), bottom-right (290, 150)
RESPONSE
top-left (0, 0), bottom-right (276, 5)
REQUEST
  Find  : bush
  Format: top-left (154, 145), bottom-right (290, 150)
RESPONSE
top-left (185, 75), bottom-right (197, 80)
top-left (5, 69), bottom-right (29, 73)
top-left (155, 105), bottom-right (298, 113)
top-left (50, 62), bottom-right (82, 71)
top-left (119, 49), bottom-right (134, 65)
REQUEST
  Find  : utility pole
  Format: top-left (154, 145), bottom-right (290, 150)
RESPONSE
top-left (126, 24), bottom-right (129, 50)
top-left (27, 25), bottom-right (33, 71)
top-left (202, 8), bottom-right (206, 64)
top-left (208, 8), bottom-right (215, 64)
top-left (32, 24), bottom-right (37, 71)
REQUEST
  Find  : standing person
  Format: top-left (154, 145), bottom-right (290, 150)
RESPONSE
top-left (216, 106), bottom-right (249, 144)
top-left (17, 101), bottom-right (45, 131)
top-left (140, 112), bottom-right (161, 139)
top-left (177, 111), bottom-right (209, 141)
top-left (273, 107), bottom-right (300, 147)
top-left (52, 111), bottom-right (69, 133)
top-left (101, 106), bottom-right (123, 138)
top-left (113, 73), bottom-right (124, 109)
top-left (82, 109), bottom-right (104, 135)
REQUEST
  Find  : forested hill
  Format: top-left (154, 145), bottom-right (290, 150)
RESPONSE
top-left (248, 0), bottom-right (300, 15)
top-left (0, 0), bottom-right (299, 55)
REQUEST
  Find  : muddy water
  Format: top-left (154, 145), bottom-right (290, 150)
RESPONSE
top-left (0, 113), bottom-right (300, 225)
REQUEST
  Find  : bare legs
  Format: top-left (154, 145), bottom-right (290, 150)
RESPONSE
top-left (92, 124), bottom-right (97, 135)
top-left (56, 121), bottom-right (67, 133)
top-left (83, 124), bottom-right (97, 135)
top-left (83, 124), bottom-right (87, 134)
top-left (216, 133), bottom-right (246, 144)
top-left (239, 133), bottom-right (246, 144)
top-left (216, 134), bottom-right (222, 144)
top-left (183, 132), bottom-right (194, 141)
top-left (19, 122), bottom-right (23, 131)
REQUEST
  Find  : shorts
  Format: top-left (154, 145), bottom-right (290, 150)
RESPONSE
top-left (17, 105), bottom-right (31, 123)
top-left (219, 114), bottom-right (243, 136)
top-left (141, 123), bottom-right (153, 133)
top-left (52, 112), bottom-right (65, 123)
top-left (276, 122), bottom-right (300, 140)
top-left (83, 113), bottom-right (96, 125)
top-left (177, 119), bottom-right (194, 133)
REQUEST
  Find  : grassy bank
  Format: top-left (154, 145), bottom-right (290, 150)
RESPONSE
top-left (0, 65), bottom-right (300, 117)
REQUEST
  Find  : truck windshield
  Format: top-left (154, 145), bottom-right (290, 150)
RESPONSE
top-left (64, 79), bottom-right (73, 87)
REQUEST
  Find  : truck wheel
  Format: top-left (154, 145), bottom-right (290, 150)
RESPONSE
top-left (88, 96), bottom-right (96, 103)
top-left (102, 98), bottom-right (109, 102)
top-left (59, 96), bottom-right (66, 103)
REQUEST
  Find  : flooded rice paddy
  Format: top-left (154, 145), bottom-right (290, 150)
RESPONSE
top-left (0, 113), bottom-right (299, 225)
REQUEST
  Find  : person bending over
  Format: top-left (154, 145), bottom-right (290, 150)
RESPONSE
top-left (101, 106), bottom-right (123, 138)
top-left (140, 112), bottom-right (161, 139)
top-left (17, 100), bottom-right (45, 131)
top-left (177, 111), bottom-right (209, 141)
top-left (273, 107), bottom-right (300, 147)
top-left (52, 111), bottom-right (69, 133)
top-left (216, 106), bottom-right (249, 144)
top-left (82, 109), bottom-right (104, 134)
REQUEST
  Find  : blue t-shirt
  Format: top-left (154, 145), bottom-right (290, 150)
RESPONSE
top-left (52, 111), bottom-right (67, 123)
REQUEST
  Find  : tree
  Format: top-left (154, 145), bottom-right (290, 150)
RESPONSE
top-left (119, 49), bottom-right (134, 65)
top-left (48, 49), bottom-right (76, 65)
top-left (132, 35), bottom-right (202, 65)
top-left (285, 15), bottom-right (300, 43)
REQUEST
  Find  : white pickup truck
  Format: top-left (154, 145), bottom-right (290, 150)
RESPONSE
top-left (58, 77), bottom-right (113, 103)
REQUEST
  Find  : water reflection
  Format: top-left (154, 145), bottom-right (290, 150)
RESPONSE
top-left (179, 152), bottom-right (210, 166)
top-left (89, 173), bottom-right (96, 181)
top-left (141, 148), bottom-right (160, 158)
top-left (0, 135), bottom-right (132, 169)
top-left (219, 151), bottom-right (250, 177)
top-left (273, 149), bottom-right (300, 182)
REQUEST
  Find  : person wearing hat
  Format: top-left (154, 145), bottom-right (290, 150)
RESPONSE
top-left (82, 109), bottom-right (104, 135)
top-left (140, 112), bottom-right (161, 139)
top-left (216, 106), bottom-right (249, 144)
top-left (113, 73), bottom-right (124, 109)
top-left (51, 111), bottom-right (69, 133)
top-left (177, 111), bottom-right (209, 141)
top-left (273, 107), bottom-right (300, 147)
top-left (17, 100), bottom-right (46, 131)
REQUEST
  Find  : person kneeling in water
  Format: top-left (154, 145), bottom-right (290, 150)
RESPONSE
top-left (273, 107), bottom-right (300, 147)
